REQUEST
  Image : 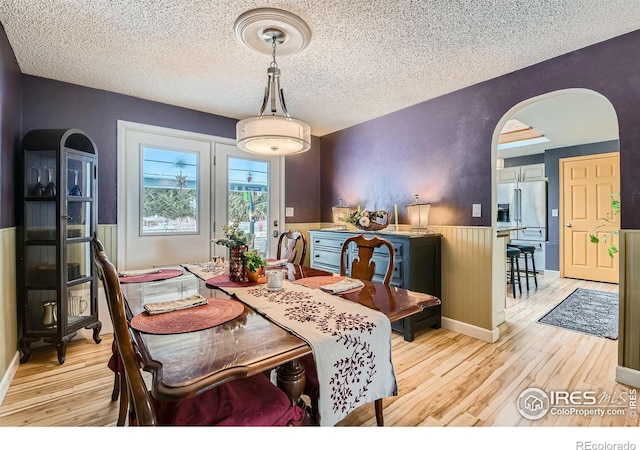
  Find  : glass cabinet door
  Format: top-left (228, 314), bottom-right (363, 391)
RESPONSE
top-left (65, 156), bottom-right (93, 238)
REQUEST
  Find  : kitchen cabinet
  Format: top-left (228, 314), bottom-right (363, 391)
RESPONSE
top-left (497, 163), bottom-right (545, 183)
top-left (309, 229), bottom-right (441, 341)
top-left (17, 129), bottom-right (101, 364)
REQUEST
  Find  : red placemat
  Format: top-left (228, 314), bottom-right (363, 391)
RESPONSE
top-left (205, 272), bottom-right (266, 289)
top-left (294, 276), bottom-right (364, 294)
top-left (130, 298), bottom-right (245, 334)
top-left (119, 269), bottom-right (184, 284)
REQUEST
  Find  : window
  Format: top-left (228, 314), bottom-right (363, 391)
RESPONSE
top-left (140, 147), bottom-right (199, 235)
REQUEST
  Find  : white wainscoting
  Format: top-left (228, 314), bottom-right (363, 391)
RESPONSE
top-left (619, 230), bottom-right (640, 376)
top-left (427, 226), bottom-right (496, 336)
top-left (0, 227), bottom-right (18, 406)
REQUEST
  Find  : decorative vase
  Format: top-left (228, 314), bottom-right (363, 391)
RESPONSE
top-left (229, 245), bottom-right (247, 282)
top-left (246, 267), bottom-right (265, 283)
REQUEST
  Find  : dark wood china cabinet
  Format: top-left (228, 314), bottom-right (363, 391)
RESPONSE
top-left (17, 129), bottom-right (101, 364)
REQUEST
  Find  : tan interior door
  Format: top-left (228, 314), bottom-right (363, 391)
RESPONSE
top-left (561, 152), bottom-right (619, 283)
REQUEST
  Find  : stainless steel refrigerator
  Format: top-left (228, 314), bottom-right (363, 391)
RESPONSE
top-left (497, 180), bottom-right (548, 272)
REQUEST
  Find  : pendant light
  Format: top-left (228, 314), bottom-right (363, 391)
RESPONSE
top-left (235, 9), bottom-right (312, 155)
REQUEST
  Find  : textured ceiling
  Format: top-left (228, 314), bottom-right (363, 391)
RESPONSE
top-left (1, 0), bottom-right (639, 137)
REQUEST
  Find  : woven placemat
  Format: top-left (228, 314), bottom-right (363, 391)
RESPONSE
top-left (130, 298), bottom-right (245, 334)
top-left (119, 269), bottom-right (184, 284)
top-left (295, 276), bottom-right (364, 294)
top-left (204, 272), bottom-right (267, 289)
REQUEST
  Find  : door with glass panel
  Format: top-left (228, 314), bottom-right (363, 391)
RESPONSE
top-left (120, 127), bottom-right (212, 269)
top-left (118, 123), bottom-right (283, 270)
top-left (213, 142), bottom-right (282, 259)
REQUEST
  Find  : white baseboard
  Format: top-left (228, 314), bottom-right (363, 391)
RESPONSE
top-left (0, 351), bottom-right (20, 406)
top-left (544, 270), bottom-right (560, 277)
top-left (616, 365), bottom-right (640, 388)
top-left (442, 317), bottom-right (500, 343)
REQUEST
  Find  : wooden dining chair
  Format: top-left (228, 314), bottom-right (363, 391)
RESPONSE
top-left (302, 234), bottom-right (396, 426)
top-left (91, 237), bottom-right (306, 426)
top-left (339, 234), bottom-right (396, 285)
top-left (276, 230), bottom-right (307, 264)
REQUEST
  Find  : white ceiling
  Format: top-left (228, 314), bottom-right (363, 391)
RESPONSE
top-left (0, 0), bottom-right (638, 149)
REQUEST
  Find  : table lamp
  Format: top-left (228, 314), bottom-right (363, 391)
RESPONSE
top-left (406, 194), bottom-right (431, 232)
top-left (331, 199), bottom-right (351, 229)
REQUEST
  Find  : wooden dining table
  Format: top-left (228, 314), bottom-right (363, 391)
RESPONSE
top-left (120, 263), bottom-right (441, 422)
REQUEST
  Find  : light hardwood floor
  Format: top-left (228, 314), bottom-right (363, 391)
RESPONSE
top-left (1, 274), bottom-right (636, 427)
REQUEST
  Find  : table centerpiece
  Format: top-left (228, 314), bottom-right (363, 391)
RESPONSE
top-left (342, 208), bottom-right (392, 232)
top-left (213, 222), bottom-right (251, 282)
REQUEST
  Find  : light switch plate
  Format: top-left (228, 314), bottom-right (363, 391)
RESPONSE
top-left (472, 204), bottom-right (481, 217)
top-left (285, 207), bottom-right (294, 217)
top-left (552, 209), bottom-right (558, 217)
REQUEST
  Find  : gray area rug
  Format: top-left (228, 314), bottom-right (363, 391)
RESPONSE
top-left (537, 288), bottom-right (618, 339)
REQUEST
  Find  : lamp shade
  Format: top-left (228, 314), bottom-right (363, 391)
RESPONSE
top-left (406, 195), bottom-right (431, 231)
top-left (236, 115), bottom-right (311, 155)
top-left (331, 199), bottom-right (351, 229)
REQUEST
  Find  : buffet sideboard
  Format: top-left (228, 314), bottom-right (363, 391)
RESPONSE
top-left (309, 229), bottom-right (442, 341)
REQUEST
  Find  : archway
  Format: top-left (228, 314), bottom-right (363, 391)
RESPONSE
top-left (490, 88), bottom-right (619, 323)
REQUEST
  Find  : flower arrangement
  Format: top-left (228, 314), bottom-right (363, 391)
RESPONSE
top-left (214, 222), bottom-right (251, 248)
top-left (243, 250), bottom-right (267, 272)
top-left (342, 209), bottom-right (391, 231)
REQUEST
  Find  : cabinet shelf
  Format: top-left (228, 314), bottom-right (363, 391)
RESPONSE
top-left (18, 128), bottom-right (102, 365)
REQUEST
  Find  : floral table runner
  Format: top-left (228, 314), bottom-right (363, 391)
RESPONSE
top-left (181, 261), bottom-right (227, 281)
top-left (222, 280), bottom-right (398, 427)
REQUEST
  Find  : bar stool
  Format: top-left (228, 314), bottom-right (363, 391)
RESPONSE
top-left (506, 247), bottom-right (522, 297)
top-left (508, 244), bottom-right (537, 290)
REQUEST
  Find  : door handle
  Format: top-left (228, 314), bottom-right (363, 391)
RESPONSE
top-left (565, 223), bottom-right (573, 228)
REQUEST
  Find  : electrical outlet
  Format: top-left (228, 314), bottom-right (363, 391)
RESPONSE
top-left (285, 207), bottom-right (294, 217)
top-left (472, 204), bottom-right (481, 217)
top-left (552, 209), bottom-right (558, 217)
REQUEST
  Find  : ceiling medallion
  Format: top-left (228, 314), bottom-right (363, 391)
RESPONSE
top-left (234, 8), bottom-right (312, 155)
top-left (234, 8), bottom-right (312, 56)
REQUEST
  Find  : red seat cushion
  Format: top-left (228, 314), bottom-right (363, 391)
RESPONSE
top-left (153, 374), bottom-right (305, 426)
top-left (108, 340), bottom-right (124, 374)
top-left (109, 343), bottom-right (303, 426)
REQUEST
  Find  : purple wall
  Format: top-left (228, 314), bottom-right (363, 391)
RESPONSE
top-left (284, 135), bottom-right (321, 223)
top-left (21, 76), bottom-right (239, 224)
top-left (0, 23), bottom-right (21, 229)
top-left (320, 30), bottom-right (640, 230)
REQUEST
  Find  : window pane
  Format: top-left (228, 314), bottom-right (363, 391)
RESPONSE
top-left (141, 147), bottom-right (198, 234)
top-left (228, 158), bottom-right (269, 256)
